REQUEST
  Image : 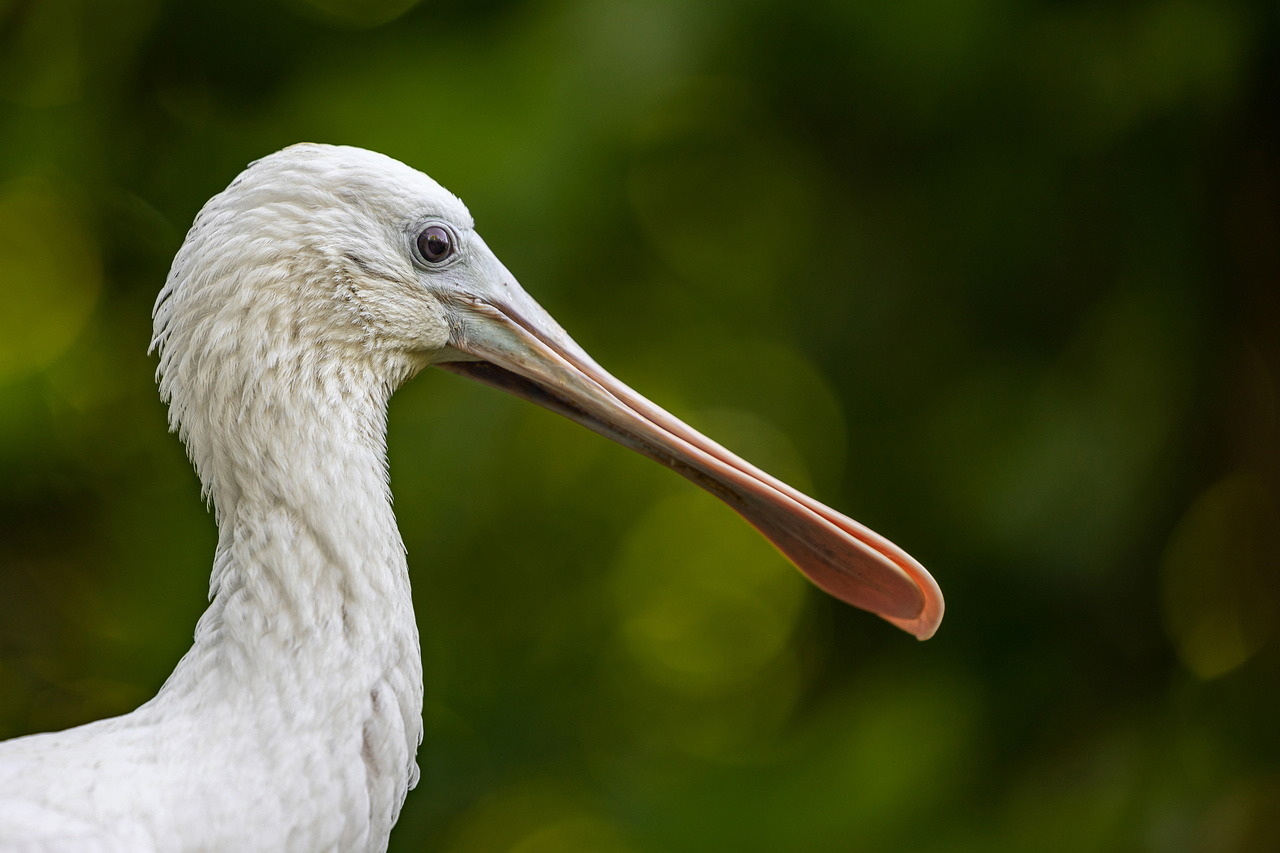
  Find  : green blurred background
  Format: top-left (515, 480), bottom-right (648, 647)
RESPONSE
top-left (1, 0), bottom-right (1278, 850)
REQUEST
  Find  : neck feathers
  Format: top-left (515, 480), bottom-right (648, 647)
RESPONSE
top-left (149, 188), bottom-right (426, 831)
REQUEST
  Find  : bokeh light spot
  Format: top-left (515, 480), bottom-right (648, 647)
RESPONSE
top-left (612, 490), bottom-right (806, 697)
top-left (1161, 471), bottom-right (1280, 679)
top-left (0, 179), bottom-right (101, 383)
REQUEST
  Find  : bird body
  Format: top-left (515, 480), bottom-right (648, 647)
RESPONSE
top-left (0, 144), bottom-right (942, 852)
top-left (2, 147), bottom-right (427, 852)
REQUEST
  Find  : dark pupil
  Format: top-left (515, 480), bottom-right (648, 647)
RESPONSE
top-left (418, 227), bottom-right (451, 261)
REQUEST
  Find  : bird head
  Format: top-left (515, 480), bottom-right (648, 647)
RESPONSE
top-left (152, 143), bottom-right (943, 639)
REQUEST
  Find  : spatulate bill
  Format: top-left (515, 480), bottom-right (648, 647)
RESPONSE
top-left (437, 296), bottom-right (944, 640)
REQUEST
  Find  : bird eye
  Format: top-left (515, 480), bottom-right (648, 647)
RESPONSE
top-left (416, 226), bottom-right (453, 263)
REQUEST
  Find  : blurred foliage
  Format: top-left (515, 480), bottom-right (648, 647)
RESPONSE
top-left (1, 0), bottom-right (1279, 850)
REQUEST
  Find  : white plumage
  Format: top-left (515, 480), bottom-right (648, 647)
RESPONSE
top-left (0, 144), bottom-right (942, 852)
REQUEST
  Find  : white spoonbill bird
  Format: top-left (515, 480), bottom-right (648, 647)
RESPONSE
top-left (0, 144), bottom-right (942, 852)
